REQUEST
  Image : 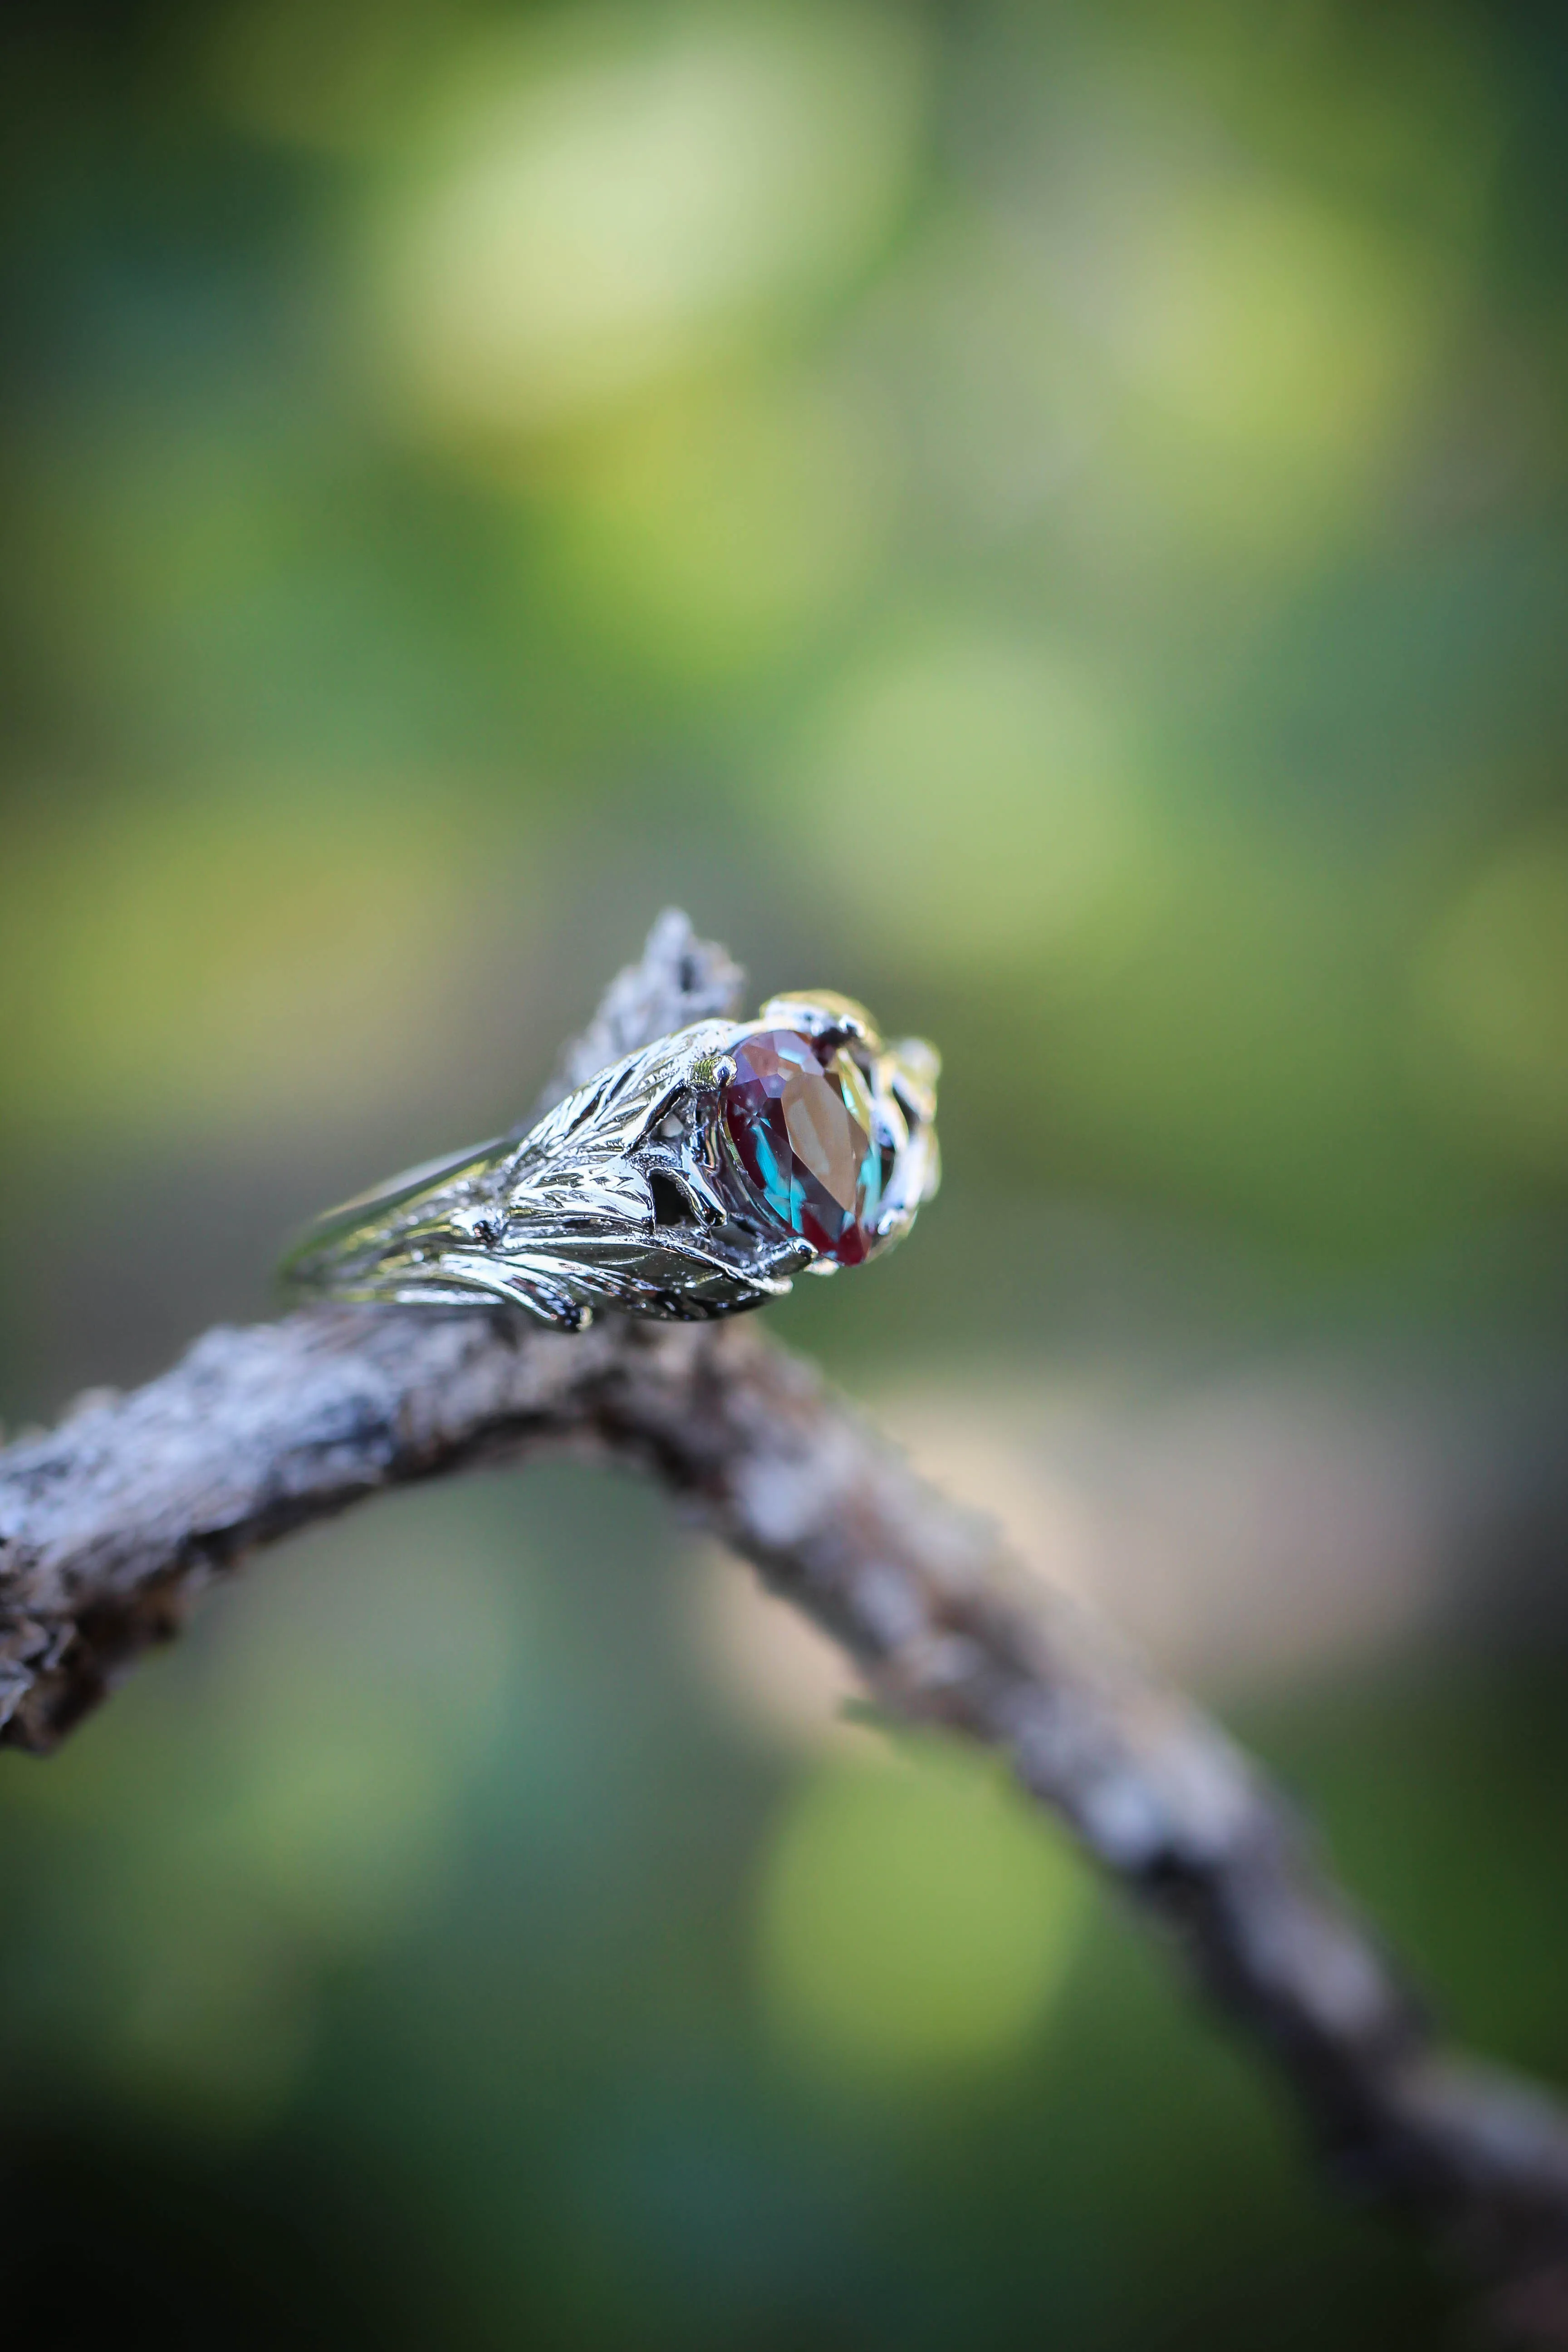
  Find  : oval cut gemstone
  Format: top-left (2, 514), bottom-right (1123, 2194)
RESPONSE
top-left (721, 1029), bottom-right (882, 1265)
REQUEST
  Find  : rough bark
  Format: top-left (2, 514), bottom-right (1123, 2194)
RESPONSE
top-left (2, 910), bottom-right (1567, 2337)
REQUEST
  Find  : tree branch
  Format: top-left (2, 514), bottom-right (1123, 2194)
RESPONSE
top-left (3, 911), bottom-right (1568, 2337)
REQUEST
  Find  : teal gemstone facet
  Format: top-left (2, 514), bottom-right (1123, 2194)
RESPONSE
top-left (722, 1028), bottom-right (882, 1264)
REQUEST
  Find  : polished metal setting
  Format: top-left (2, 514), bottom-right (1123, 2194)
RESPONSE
top-left (284, 994), bottom-right (939, 1329)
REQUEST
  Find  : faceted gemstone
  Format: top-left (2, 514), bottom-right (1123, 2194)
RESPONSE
top-left (721, 1029), bottom-right (882, 1265)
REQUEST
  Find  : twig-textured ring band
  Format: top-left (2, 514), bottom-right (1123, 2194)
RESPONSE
top-left (283, 992), bottom-right (940, 1329)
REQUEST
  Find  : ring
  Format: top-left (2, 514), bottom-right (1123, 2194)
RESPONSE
top-left (284, 992), bottom-right (940, 1329)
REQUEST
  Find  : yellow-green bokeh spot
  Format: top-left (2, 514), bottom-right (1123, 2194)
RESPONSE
top-left (536, 375), bottom-right (892, 682)
top-left (376, 1), bottom-right (926, 444)
top-left (790, 621), bottom-right (1152, 971)
top-left (756, 1740), bottom-right (1089, 2085)
top-left (0, 787), bottom-right (520, 1140)
top-left (1413, 814), bottom-right (1568, 1175)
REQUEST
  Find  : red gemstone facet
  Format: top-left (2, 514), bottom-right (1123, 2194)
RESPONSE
top-left (721, 1029), bottom-right (881, 1265)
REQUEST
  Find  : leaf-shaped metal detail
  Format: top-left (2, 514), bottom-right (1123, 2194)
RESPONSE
top-left (284, 999), bottom-right (939, 1330)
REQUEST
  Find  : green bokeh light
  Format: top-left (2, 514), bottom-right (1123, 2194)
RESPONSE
top-left (756, 1743), bottom-right (1090, 2081)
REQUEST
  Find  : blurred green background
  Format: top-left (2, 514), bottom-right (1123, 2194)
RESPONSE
top-left (4, 1), bottom-right (1568, 2343)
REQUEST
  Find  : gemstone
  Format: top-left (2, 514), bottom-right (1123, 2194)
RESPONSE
top-left (721, 1029), bottom-right (882, 1265)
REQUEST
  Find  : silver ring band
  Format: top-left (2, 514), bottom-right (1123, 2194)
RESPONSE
top-left (284, 991), bottom-right (939, 1329)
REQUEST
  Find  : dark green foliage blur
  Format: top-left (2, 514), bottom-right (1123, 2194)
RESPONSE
top-left (3, 2), bottom-right (1568, 2344)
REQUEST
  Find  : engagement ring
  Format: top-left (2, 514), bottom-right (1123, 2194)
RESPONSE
top-left (284, 993), bottom-right (939, 1329)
